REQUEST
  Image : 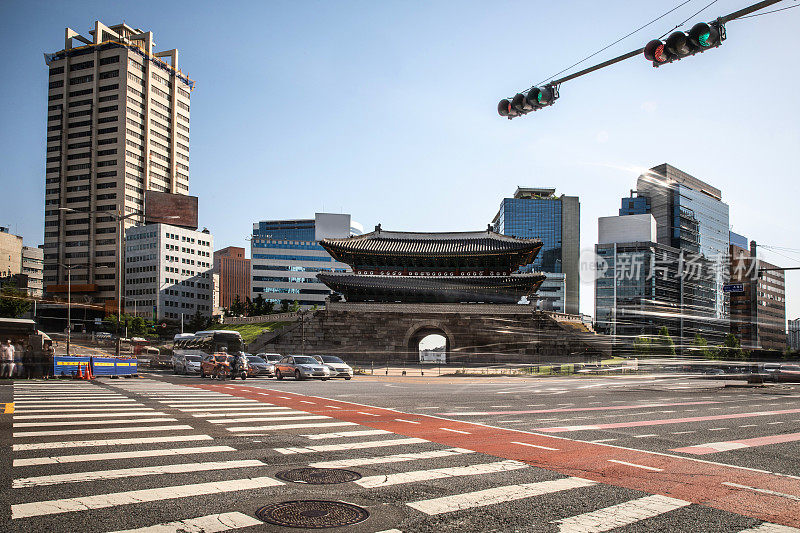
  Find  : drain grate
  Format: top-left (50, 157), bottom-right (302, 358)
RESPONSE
top-left (274, 467), bottom-right (362, 485)
top-left (256, 500), bottom-right (370, 529)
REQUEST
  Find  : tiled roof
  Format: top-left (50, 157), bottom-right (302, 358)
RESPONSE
top-left (320, 230), bottom-right (542, 257)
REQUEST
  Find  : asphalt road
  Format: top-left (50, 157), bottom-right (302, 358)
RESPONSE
top-left (1, 372), bottom-right (798, 532)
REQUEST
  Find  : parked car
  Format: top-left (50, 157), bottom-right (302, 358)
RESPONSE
top-left (274, 355), bottom-right (331, 380)
top-left (174, 354), bottom-right (202, 375)
top-left (247, 354), bottom-right (271, 376)
top-left (313, 355), bottom-right (353, 380)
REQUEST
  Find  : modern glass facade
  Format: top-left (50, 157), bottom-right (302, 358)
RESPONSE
top-left (250, 214), bottom-right (358, 308)
top-left (492, 188), bottom-right (580, 314)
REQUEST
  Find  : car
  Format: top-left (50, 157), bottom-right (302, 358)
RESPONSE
top-left (776, 364), bottom-right (800, 383)
top-left (173, 354), bottom-right (202, 374)
top-left (274, 355), bottom-right (331, 380)
top-left (313, 355), bottom-right (354, 379)
top-left (246, 355), bottom-right (271, 376)
top-left (200, 354), bottom-right (231, 379)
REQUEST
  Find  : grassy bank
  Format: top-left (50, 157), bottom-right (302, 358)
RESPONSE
top-left (207, 322), bottom-right (291, 344)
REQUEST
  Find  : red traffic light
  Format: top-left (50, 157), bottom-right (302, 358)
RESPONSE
top-left (644, 22), bottom-right (724, 67)
top-left (644, 40), bottom-right (668, 64)
top-left (497, 99), bottom-right (516, 118)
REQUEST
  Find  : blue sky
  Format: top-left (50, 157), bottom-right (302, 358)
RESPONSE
top-left (1, 0), bottom-right (798, 319)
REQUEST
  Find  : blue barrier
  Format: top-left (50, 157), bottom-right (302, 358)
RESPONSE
top-left (53, 356), bottom-right (138, 377)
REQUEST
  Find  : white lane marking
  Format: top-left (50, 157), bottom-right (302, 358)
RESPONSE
top-left (310, 448), bottom-right (474, 468)
top-left (511, 441), bottom-right (559, 451)
top-left (11, 476), bottom-right (284, 519)
top-left (553, 494), bottom-right (690, 532)
top-left (13, 424), bottom-right (193, 438)
top-left (736, 523), bottom-right (800, 532)
top-left (299, 400), bottom-right (315, 404)
top-left (325, 405), bottom-right (341, 409)
top-left (671, 431), bottom-right (696, 435)
top-left (607, 459), bottom-right (663, 472)
top-left (407, 477), bottom-right (596, 515)
top-left (357, 460), bottom-right (528, 488)
top-left (275, 437), bottom-right (428, 455)
top-left (13, 410), bottom-right (159, 419)
top-left (205, 415), bottom-right (327, 423)
top-left (14, 459), bottom-right (265, 488)
top-left (358, 412), bottom-right (381, 417)
top-left (166, 403), bottom-right (260, 407)
top-left (14, 417), bottom-right (175, 428)
top-left (302, 430), bottom-right (391, 440)
top-left (13, 434), bottom-right (212, 451)
top-left (722, 482), bottom-right (800, 502)
top-left (373, 530), bottom-right (403, 533)
top-left (632, 434), bottom-right (659, 438)
top-left (440, 428), bottom-right (471, 435)
top-left (13, 446), bottom-right (236, 467)
top-left (395, 418), bottom-right (421, 424)
top-left (589, 439), bottom-right (617, 443)
top-left (279, 396), bottom-right (292, 399)
top-left (181, 407), bottom-right (291, 412)
top-left (105, 511), bottom-right (264, 533)
top-left (227, 422), bottom-right (357, 432)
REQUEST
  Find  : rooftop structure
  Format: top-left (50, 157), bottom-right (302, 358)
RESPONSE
top-left (317, 226), bottom-right (545, 304)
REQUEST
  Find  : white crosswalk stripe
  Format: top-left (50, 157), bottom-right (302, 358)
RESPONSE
top-left (13, 424), bottom-right (194, 438)
top-left (552, 494), bottom-right (691, 532)
top-left (275, 437), bottom-right (429, 455)
top-left (407, 477), bottom-right (597, 515)
top-left (207, 415), bottom-right (330, 423)
top-left (303, 429), bottom-right (392, 439)
top-left (13, 410), bottom-right (159, 419)
top-left (356, 460), bottom-right (529, 488)
top-left (13, 434), bottom-right (214, 451)
top-left (13, 445), bottom-right (236, 467)
top-left (737, 524), bottom-right (800, 533)
top-left (228, 421), bottom-right (357, 432)
top-left (309, 448), bottom-right (475, 468)
top-left (183, 407), bottom-right (292, 413)
top-left (13, 459), bottom-right (266, 487)
top-left (105, 512), bottom-right (264, 533)
top-left (13, 417), bottom-right (176, 427)
top-left (11, 476), bottom-right (284, 519)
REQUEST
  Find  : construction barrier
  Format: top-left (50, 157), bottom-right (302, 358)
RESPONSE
top-left (53, 356), bottom-right (138, 378)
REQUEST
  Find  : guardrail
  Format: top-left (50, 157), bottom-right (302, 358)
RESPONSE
top-left (53, 356), bottom-right (138, 378)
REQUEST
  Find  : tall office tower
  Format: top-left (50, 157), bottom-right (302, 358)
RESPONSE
top-left (729, 240), bottom-right (786, 351)
top-left (492, 187), bottom-right (580, 314)
top-left (250, 214), bottom-right (363, 309)
top-left (788, 319), bottom-right (800, 352)
top-left (620, 164), bottom-right (730, 322)
top-left (213, 247), bottom-right (251, 310)
top-left (42, 21), bottom-right (193, 304)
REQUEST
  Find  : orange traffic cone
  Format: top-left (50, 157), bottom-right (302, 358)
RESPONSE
top-left (76, 363), bottom-right (83, 380)
top-left (87, 363), bottom-right (93, 380)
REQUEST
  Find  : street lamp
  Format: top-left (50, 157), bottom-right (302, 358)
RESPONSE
top-left (59, 263), bottom-right (80, 357)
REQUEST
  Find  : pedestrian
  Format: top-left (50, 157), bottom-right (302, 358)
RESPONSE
top-left (1, 340), bottom-right (14, 378)
top-left (14, 341), bottom-right (24, 378)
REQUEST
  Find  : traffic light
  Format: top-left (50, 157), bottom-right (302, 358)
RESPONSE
top-left (644, 21), bottom-right (725, 67)
top-left (497, 84), bottom-right (559, 119)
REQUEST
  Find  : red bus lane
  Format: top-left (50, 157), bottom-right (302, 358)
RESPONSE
top-left (190, 383), bottom-right (800, 527)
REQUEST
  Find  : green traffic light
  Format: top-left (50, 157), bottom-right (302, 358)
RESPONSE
top-left (698, 31), bottom-right (711, 47)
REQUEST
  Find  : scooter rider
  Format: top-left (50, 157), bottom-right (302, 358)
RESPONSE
top-left (232, 351), bottom-right (247, 376)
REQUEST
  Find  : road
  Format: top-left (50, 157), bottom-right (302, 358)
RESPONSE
top-left (1, 372), bottom-right (799, 532)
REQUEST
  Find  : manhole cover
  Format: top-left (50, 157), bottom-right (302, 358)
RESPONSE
top-left (256, 500), bottom-right (370, 529)
top-left (274, 467), bottom-right (362, 484)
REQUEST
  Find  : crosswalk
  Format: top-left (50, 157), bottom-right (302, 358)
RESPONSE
top-left (7, 378), bottom-right (799, 533)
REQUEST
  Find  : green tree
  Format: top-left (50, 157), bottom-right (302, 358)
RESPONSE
top-left (187, 310), bottom-right (209, 332)
top-left (289, 300), bottom-right (300, 313)
top-left (0, 282), bottom-right (31, 318)
top-left (656, 326), bottom-right (676, 356)
top-left (244, 297), bottom-right (254, 317)
top-left (229, 295), bottom-right (244, 316)
top-left (693, 334), bottom-right (719, 360)
top-left (721, 333), bottom-right (744, 360)
top-left (633, 335), bottom-right (653, 356)
top-left (253, 294), bottom-right (266, 316)
top-left (280, 300), bottom-right (290, 313)
top-left (264, 300), bottom-right (275, 314)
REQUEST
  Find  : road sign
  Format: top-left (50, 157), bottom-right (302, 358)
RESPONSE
top-left (723, 283), bottom-right (744, 293)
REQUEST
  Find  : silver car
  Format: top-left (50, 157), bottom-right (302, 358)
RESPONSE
top-left (173, 354), bottom-right (202, 374)
top-left (313, 355), bottom-right (354, 380)
top-left (274, 355), bottom-right (331, 381)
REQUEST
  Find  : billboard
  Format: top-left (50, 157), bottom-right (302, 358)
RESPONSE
top-left (145, 191), bottom-right (198, 230)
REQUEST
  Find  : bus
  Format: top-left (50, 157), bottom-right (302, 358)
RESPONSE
top-left (172, 330), bottom-right (245, 367)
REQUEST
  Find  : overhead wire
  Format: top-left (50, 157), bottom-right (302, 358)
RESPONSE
top-left (532, 0), bottom-right (698, 88)
top-left (736, 2), bottom-right (800, 18)
top-left (658, 0), bottom-right (721, 38)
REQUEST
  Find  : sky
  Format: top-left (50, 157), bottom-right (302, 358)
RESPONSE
top-left (1, 0), bottom-right (799, 320)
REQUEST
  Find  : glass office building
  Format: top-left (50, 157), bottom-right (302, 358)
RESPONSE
top-left (250, 213), bottom-right (363, 308)
top-left (492, 187), bottom-right (580, 314)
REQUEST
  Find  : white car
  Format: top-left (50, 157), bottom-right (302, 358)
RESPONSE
top-left (173, 354), bottom-right (202, 374)
top-left (313, 355), bottom-right (353, 380)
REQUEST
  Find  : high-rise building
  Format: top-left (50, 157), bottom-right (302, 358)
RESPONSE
top-left (729, 240), bottom-right (786, 351)
top-left (492, 187), bottom-right (580, 314)
top-left (788, 319), bottom-right (800, 352)
top-left (213, 247), bottom-right (251, 310)
top-left (620, 164), bottom-right (730, 322)
top-left (124, 223), bottom-right (213, 320)
top-left (42, 21), bottom-right (193, 304)
top-left (21, 247), bottom-right (45, 298)
top-left (250, 214), bottom-right (363, 309)
top-left (594, 214), bottom-right (726, 347)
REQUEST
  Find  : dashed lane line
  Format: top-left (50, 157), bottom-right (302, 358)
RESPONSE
top-left (607, 459), bottom-right (663, 472)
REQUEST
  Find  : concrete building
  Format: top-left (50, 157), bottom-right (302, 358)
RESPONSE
top-left (0, 227), bottom-right (23, 278)
top-left (788, 319), bottom-right (800, 352)
top-left (42, 21), bottom-right (193, 303)
top-left (21, 247), bottom-right (45, 298)
top-left (492, 187), bottom-right (580, 314)
top-left (213, 246), bottom-right (251, 310)
top-left (729, 240), bottom-right (786, 351)
top-left (124, 223), bottom-right (213, 320)
top-left (594, 214), bottom-right (727, 347)
top-left (620, 164), bottom-right (730, 323)
top-left (250, 213), bottom-right (363, 309)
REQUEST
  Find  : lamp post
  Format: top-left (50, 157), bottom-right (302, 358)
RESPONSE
top-left (59, 263), bottom-right (80, 357)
